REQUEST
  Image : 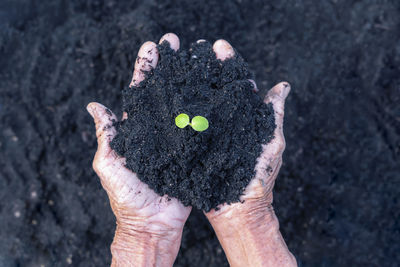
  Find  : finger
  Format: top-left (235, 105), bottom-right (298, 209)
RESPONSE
top-left (213, 39), bottom-right (235, 61)
top-left (263, 82), bottom-right (291, 154)
top-left (122, 112), bottom-right (128, 121)
top-left (87, 102), bottom-right (118, 159)
top-left (159, 33), bottom-right (180, 51)
top-left (264, 82), bottom-right (290, 128)
top-left (130, 41), bottom-right (159, 88)
top-left (248, 79), bottom-right (259, 92)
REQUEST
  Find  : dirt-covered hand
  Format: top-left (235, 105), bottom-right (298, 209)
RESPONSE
top-left (205, 40), bottom-right (296, 267)
top-left (87, 34), bottom-right (191, 267)
top-left (206, 39), bottom-right (290, 221)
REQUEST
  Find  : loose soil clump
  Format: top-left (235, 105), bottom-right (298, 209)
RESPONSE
top-left (111, 41), bottom-right (276, 211)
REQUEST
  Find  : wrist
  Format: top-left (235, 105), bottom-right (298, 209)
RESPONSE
top-left (111, 221), bottom-right (183, 267)
top-left (206, 202), bottom-right (297, 267)
top-left (207, 200), bottom-right (278, 240)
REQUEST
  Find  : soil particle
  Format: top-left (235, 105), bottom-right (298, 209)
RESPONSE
top-left (111, 41), bottom-right (276, 211)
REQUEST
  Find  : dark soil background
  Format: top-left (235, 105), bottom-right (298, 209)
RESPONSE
top-left (0, 0), bottom-right (399, 266)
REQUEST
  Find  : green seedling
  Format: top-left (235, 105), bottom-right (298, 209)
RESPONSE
top-left (175, 113), bottom-right (190, 128)
top-left (175, 113), bottom-right (209, 132)
top-left (190, 116), bottom-right (209, 131)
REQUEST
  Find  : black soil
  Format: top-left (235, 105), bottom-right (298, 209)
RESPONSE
top-left (110, 41), bottom-right (275, 211)
top-left (1, 0), bottom-right (399, 266)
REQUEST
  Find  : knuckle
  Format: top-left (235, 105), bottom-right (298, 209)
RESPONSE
top-left (274, 134), bottom-right (286, 151)
top-left (278, 139), bottom-right (286, 151)
top-left (92, 160), bottom-right (100, 173)
top-left (270, 138), bottom-right (285, 155)
top-left (95, 130), bottom-right (103, 139)
top-left (92, 156), bottom-right (104, 173)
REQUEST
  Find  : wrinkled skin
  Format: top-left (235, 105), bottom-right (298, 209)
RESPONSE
top-left (207, 40), bottom-right (290, 218)
top-left (205, 40), bottom-right (296, 267)
top-left (88, 33), bottom-right (295, 266)
top-left (88, 34), bottom-right (191, 236)
top-left (88, 34), bottom-right (192, 266)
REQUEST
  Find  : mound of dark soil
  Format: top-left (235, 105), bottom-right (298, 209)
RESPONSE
top-left (111, 41), bottom-right (275, 211)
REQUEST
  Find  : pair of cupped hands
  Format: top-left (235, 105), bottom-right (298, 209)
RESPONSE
top-left (87, 33), bottom-right (296, 267)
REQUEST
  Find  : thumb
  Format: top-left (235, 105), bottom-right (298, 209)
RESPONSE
top-left (264, 82), bottom-right (290, 131)
top-left (87, 102), bottom-right (118, 159)
top-left (245, 82), bottom-right (291, 199)
top-left (263, 82), bottom-right (290, 155)
top-left (264, 82), bottom-right (290, 121)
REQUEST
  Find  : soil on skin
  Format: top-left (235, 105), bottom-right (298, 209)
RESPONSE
top-left (110, 41), bottom-right (275, 211)
top-left (1, 0), bottom-right (399, 266)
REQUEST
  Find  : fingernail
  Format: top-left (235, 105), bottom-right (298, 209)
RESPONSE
top-left (159, 33), bottom-right (180, 51)
top-left (213, 39), bottom-right (235, 61)
top-left (280, 82), bottom-right (291, 98)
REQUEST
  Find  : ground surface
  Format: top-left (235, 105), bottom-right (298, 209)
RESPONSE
top-left (0, 0), bottom-right (399, 266)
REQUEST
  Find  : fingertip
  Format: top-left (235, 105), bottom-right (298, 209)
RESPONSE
top-left (159, 33), bottom-right (180, 51)
top-left (87, 102), bottom-right (116, 122)
top-left (88, 103), bottom-right (117, 158)
top-left (139, 41), bottom-right (158, 52)
top-left (274, 82), bottom-right (291, 98)
top-left (131, 41), bottom-right (159, 87)
top-left (213, 39), bottom-right (235, 61)
top-left (138, 41), bottom-right (159, 65)
top-left (264, 82), bottom-right (291, 104)
top-left (280, 82), bottom-right (291, 98)
top-left (87, 102), bottom-right (100, 119)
